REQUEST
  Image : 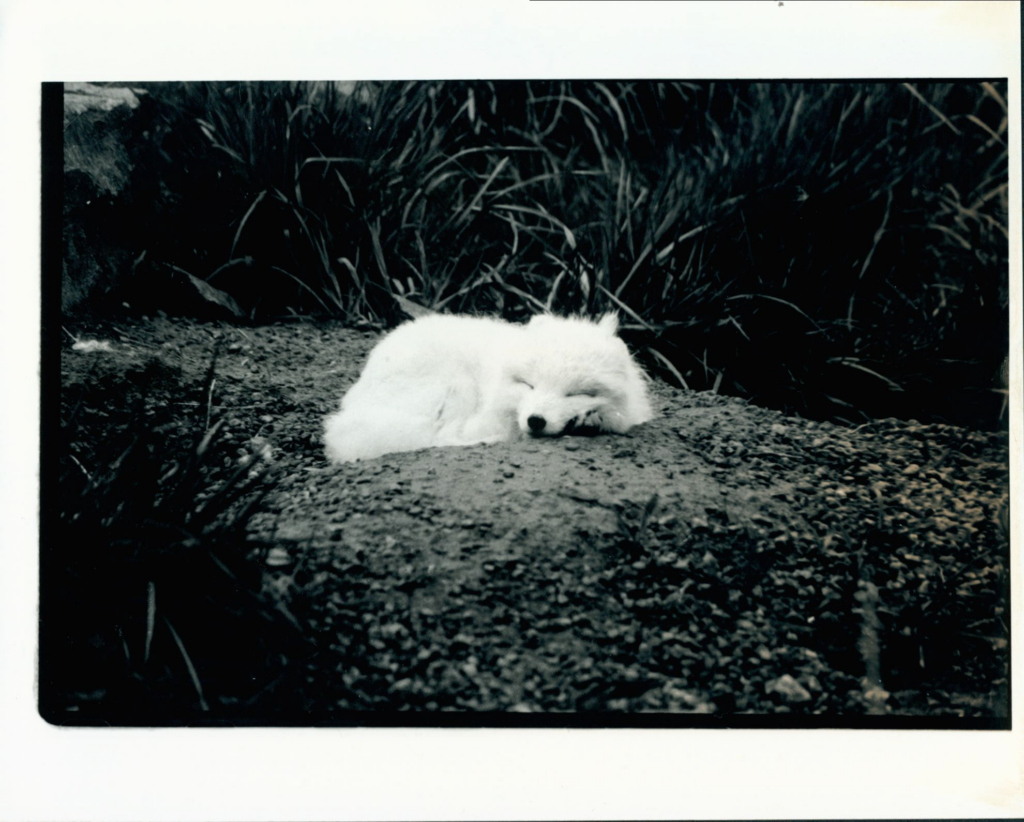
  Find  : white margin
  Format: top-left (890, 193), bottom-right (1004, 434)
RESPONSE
top-left (1, 1), bottom-right (1020, 820)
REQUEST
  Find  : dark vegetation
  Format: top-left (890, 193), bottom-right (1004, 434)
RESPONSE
top-left (48, 348), bottom-right (312, 716)
top-left (49, 81), bottom-right (1010, 722)
top-left (111, 80), bottom-right (1009, 428)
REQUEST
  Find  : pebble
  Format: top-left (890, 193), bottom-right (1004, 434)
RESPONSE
top-left (766, 674), bottom-right (812, 703)
top-left (802, 675), bottom-right (822, 692)
top-left (265, 547), bottom-right (293, 568)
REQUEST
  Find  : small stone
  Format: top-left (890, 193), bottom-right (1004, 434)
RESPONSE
top-left (863, 685), bottom-right (891, 710)
top-left (903, 464), bottom-right (921, 476)
top-left (265, 547), bottom-right (292, 568)
top-left (765, 674), bottom-right (812, 703)
top-left (802, 675), bottom-right (822, 692)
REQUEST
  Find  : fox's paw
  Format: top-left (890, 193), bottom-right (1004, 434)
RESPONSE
top-left (564, 408), bottom-right (606, 436)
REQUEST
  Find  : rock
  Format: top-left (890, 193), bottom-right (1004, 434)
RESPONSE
top-left (64, 83), bottom-right (143, 118)
top-left (63, 83), bottom-right (151, 312)
top-left (766, 674), bottom-right (812, 703)
top-left (71, 339), bottom-right (114, 353)
top-left (264, 547), bottom-right (293, 568)
top-left (802, 674), bottom-right (823, 692)
top-left (64, 84), bottom-right (143, 193)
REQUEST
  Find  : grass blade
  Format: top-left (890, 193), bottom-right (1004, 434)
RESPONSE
top-left (827, 357), bottom-right (904, 392)
top-left (902, 83), bottom-right (961, 136)
top-left (726, 293), bottom-right (823, 333)
top-left (164, 617), bottom-right (210, 711)
top-left (594, 82), bottom-right (628, 142)
top-left (271, 265), bottom-right (334, 314)
top-left (595, 284), bottom-right (653, 331)
top-left (168, 265), bottom-right (245, 318)
top-left (230, 190), bottom-right (266, 259)
top-left (206, 257), bottom-right (253, 282)
top-left (493, 204), bottom-right (576, 249)
top-left (647, 346), bottom-right (689, 389)
top-left (144, 581), bottom-right (156, 663)
top-left (460, 156), bottom-right (510, 223)
top-left (614, 243), bottom-right (652, 299)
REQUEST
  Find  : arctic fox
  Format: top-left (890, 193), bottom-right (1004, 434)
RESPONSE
top-left (323, 312), bottom-right (655, 463)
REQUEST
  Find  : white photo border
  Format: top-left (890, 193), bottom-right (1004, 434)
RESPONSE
top-left (1, 1), bottom-right (1020, 819)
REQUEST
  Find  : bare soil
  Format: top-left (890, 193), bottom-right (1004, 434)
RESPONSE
top-left (58, 316), bottom-right (1011, 719)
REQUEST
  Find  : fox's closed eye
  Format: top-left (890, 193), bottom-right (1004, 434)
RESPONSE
top-left (569, 388), bottom-right (600, 398)
top-left (513, 377), bottom-right (534, 389)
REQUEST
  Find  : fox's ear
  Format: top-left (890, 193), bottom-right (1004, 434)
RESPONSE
top-left (597, 312), bottom-right (619, 335)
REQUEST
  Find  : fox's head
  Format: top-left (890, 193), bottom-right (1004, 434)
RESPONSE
top-left (506, 313), bottom-right (654, 438)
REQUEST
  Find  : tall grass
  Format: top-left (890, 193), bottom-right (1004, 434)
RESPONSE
top-left (127, 80), bottom-right (1008, 426)
top-left (46, 354), bottom-right (307, 719)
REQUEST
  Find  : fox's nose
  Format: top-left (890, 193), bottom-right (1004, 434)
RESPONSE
top-left (527, 414), bottom-right (546, 433)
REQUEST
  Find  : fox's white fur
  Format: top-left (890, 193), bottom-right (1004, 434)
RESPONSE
top-left (323, 312), bottom-right (654, 463)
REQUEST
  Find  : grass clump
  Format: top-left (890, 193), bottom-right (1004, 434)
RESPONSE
top-left (44, 350), bottom-right (307, 722)
top-left (112, 80), bottom-right (1007, 427)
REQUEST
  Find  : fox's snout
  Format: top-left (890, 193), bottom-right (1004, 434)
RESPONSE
top-left (519, 405), bottom-right (603, 437)
top-left (520, 407), bottom-right (567, 437)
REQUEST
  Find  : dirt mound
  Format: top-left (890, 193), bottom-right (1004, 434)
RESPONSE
top-left (58, 316), bottom-right (1010, 719)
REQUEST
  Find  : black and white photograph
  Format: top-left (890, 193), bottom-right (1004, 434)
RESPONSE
top-left (44, 76), bottom-right (1012, 726)
top-left (2, 1), bottom-right (1022, 820)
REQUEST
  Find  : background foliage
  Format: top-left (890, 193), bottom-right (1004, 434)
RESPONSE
top-left (115, 80), bottom-right (1009, 427)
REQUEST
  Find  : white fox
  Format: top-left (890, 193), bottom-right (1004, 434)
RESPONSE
top-left (324, 312), bottom-right (655, 463)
